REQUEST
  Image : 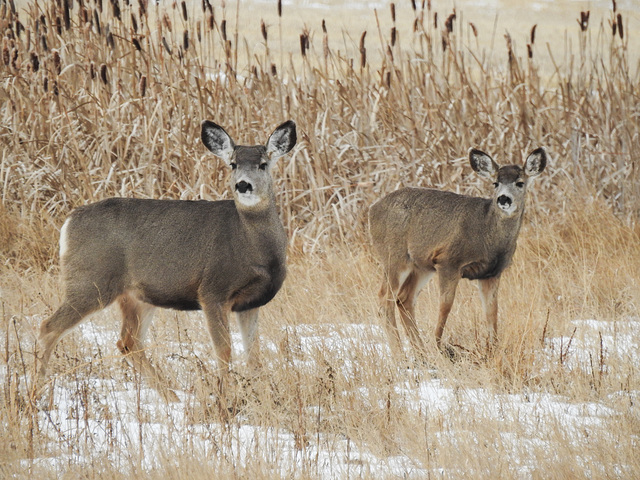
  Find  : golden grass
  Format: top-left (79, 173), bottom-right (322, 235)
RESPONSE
top-left (1, 0), bottom-right (639, 477)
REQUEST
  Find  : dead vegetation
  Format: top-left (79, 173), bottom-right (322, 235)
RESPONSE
top-left (1, 0), bottom-right (639, 478)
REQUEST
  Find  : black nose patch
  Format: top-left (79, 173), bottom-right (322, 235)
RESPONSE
top-left (236, 181), bottom-right (253, 194)
top-left (497, 195), bottom-right (512, 207)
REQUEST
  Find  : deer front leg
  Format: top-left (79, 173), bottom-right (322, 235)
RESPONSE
top-left (435, 269), bottom-right (460, 357)
top-left (478, 275), bottom-right (500, 349)
top-left (236, 308), bottom-right (261, 375)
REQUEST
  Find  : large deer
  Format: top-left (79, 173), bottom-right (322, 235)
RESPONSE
top-left (369, 147), bottom-right (547, 358)
top-left (36, 120), bottom-right (297, 402)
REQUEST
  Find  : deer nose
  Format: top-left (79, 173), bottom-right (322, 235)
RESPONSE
top-left (497, 195), bottom-right (512, 208)
top-left (235, 181), bottom-right (253, 194)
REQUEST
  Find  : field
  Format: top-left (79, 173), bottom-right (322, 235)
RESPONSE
top-left (1, 0), bottom-right (640, 477)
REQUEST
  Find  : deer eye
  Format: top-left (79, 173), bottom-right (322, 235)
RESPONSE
top-left (230, 162), bottom-right (237, 170)
top-left (516, 181), bottom-right (525, 188)
top-left (493, 182), bottom-right (499, 188)
top-left (259, 163), bottom-right (267, 171)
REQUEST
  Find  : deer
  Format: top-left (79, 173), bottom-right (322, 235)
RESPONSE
top-left (368, 147), bottom-right (547, 359)
top-left (35, 120), bottom-right (297, 403)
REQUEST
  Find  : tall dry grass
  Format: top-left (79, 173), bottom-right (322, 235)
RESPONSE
top-left (0, 0), bottom-right (639, 478)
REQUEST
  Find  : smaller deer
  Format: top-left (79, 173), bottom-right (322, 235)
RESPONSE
top-left (36, 120), bottom-right (297, 402)
top-left (369, 147), bottom-right (547, 358)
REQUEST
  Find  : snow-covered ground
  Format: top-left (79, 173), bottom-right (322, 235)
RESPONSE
top-left (12, 315), bottom-right (638, 477)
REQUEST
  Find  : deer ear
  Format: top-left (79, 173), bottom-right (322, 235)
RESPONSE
top-left (201, 121), bottom-right (235, 164)
top-left (266, 120), bottom-right (297, 159)
top-left (469, 148), bottom-right (499, 178)
top-left (524, 147), bottom-right (547, 177)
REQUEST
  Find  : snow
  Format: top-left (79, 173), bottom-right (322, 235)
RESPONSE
top-left (7, 317), bottom-right (639, 477)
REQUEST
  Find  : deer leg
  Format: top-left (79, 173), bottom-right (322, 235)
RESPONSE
top-left (378, 265), bottom-right (405, 356)
top-left (236, 308), bottom-right (261, 374)
top-left (203, 302), bottom-right (231, 383)
top-left (435, 270), bottom-right (460, 353)
top-left (36, 287), bottom-right (112, 392)
top-left (116, 294), bottom-right (178, 402)
top-left (396, 270), bottom-right (433, 359)
top-left (478, 275), bottom-right (500, 348)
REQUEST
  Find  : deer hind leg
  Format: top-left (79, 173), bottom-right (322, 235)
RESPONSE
top-left (37, 286), bottom-right (114, 389)
top-left (396, 269), bottom-right (434, 359)
top-left (478, 275), bottom-right (500, 348)
top-left (117, 294), bottom-right (178, 402)
top-left (435, 269), bottom-right (461, 355)
top-left (378, 262), bottom-right (409, 356)
top-left (237, 308), bottom-right (261, 375)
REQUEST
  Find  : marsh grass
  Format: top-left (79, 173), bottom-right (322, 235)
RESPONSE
top-left (1, 0), bottom-right (639, 478)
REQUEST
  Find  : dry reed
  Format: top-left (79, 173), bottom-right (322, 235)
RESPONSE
top-left (0, 0), bottom-right (639, 478)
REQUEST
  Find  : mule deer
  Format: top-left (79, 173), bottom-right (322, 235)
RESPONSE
top-left (36, 120), bottom-right (297, 402)
top-left (369, 147), bottom-right (547, 358)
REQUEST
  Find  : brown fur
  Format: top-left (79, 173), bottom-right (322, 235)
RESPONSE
top-left (369, 147), bottom-right (547, 358)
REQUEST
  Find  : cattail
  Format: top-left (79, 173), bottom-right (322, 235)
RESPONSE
top-left (197, 20), bottom-right (201, 42)
top-left (15, 20), bottom-right (24, 38)
top-left (30, 52), bottom-right (39, 71)
top-left (391, 27), bottom-right (396, 47)
top-left (52, 79), bottom-right (59, 96)
top-left (63, 0), bottom-right (71, 30)
top-left (181, 1), bottom-right (188, 21)
top-left (139, 75), bottom-right (146, 97)
top-left (221, 19), bottom-right (227, 41)
top-left (261, 20), bottom-right (267, 42)
top-left (411, 0), bottom-right (416, 11)
top-left (53, 50), bottom-right (61, 74)
top-left (271, 63), bottom-right (277, 76)
top-left (106, 30), bottom-right (114, 49)
top-left (527, 44), bottom-right (533, 59)
top-left (277, 0), bottom-right (282, 18)
top-left (434, 12), bottom-right (438, 29)
top-left (578, 11), bottom-right (589, 32)
top-left (359, 31), bottom-right (366, 69)
top-left (207, 13), bottom-right (214, 31)
top-left (94, 9), bottom-right (101, 35)
top-left (90, 62), bottom-right (96, 79)
top-left (385, 71), bottom-right (391, 88)
top-left (299, 32), bottom-right (309, 57)
top-left (43, 76), bottom-right (48, 92)
top-left (100, 63), bottom-right (108, 84)
top-left (41, 34), bottom-right (48, 51)
top-left (617, 13), bottom-right (623, 39)
top-left (612, 0), bottom-right (617, 13)
top-left (445, 12), bottom-right (456, 34)
top-left (132, 36), bottom-right (141, 50)
top-left (131, 13), bottom-right (138, 33)
top-left (112, 0), bottom-right (121, 21)
top-left (162, 36), bottom-right (172, 55)
top-left (469, 22), bottom-right (478, 38)
top-left (322, 19), bottom-right (327, 34)
top-left (183, 29), bottom-right (189, 50)
top-left (2, 44), bottom-right (9, 66)
top-left (390, 3), bottom-right (395, 23)
top-left (530, 24), bottom-right (537, 44)
top-left (56, 16), bottom-right (62, 35)
top-left (163, 14), bottom-right (172, 32)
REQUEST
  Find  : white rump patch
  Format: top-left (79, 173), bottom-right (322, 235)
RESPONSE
top-left (59, 218), bottom-right (71, 259)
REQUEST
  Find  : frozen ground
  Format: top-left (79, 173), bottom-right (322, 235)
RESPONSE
top-left (7, 316), bottom-right (638, 478)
